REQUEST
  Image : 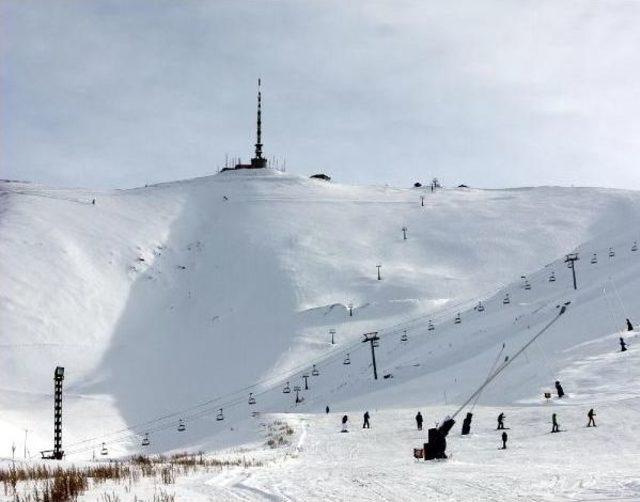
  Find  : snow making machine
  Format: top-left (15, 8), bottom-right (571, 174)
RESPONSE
top-left (414, 418), bottom-right (456, 461)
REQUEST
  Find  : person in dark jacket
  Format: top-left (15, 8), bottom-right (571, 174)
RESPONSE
top-left (501, 431), bottom-right (508, 449)
top-left (626, 318), bottom-right (634, 331)
top-left (363, 411), bottom-right (370, 429)
top-left (326, 405), bottom-right (330, 414)
top-left (620, 337), bottom-right (627, 352)
top-left (555, 380), bottom-right (565, 398)
top-left (416, 411), bottom-right (423, 431)
top-left (587, 408), bottom-right (596, 427)
top-left (341, 414), bottom-right (348, 433)
top-left (497, 412), bottom-right (505, 430)
top-left (551, 413), bottom-right (560, 433)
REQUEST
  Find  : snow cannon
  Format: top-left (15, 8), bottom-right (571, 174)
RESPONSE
top-left (423, 418), bottom-right (456, 460)
top-left (461, 412), bottom-right (473, 435)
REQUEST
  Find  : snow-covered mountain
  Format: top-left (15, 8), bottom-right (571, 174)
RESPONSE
top-left (1, 170), bottom-right (639, 499)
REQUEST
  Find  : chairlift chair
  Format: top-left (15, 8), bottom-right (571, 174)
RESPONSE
top-left (524, 280), bottom-right (531, 290)
top-left (503, 294), bottom-right (510, 305)
top-left (100, 443), bottom-right (108, 456)
top-left (373, 340), bottom-right (380, 347)
top-left (344, 354), bottom-right (351, 365)
top-left (454, 313), bottom-right (461, 324)
top-left (428, 320), bottom-right (435, 331)
top-left (477, 302), bottom-right (485, 312)
top-left (141, 433), bottom-right (150, 447)
top-left (177, 419), bottom-right (186, 432)
top-left (549, 271), bottom-right (556, 282)
top-left (591, 253), bottom-right (597, 264)
top-left (609, 247), bottom-right (615, 258)
top-left (401, 331), bottom-right (408, 342)
top-left (632, 241), bottom-right (638, 252)
top-left (311, 364), bottom-right (320, 376)
top-left (248, 392), bottom-right (256, 405)
top-left (283, 382), bottom-right (291, 394)
top-left (216, 408), bottom-right (224, 421)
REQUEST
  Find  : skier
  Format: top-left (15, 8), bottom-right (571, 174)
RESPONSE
top-left (501, 431), bottom-right (508, 450)
top-left (587, 408), bottom-right (596, 427)
top-left (620, 337), bottom-right (627, 352)
top-left (626, 318), bottom-right (634, 331)
top-left (551, 413), bottom-right (560, 433)
top-left (363, 411), bottom-right (370, 429)
top-left (341, 414), bottom-right (348, 433)
top-left (326, 405), bottom-right (330, 414)
top-left (461, 412), bottom-right (473, 435)
top-left (497, 412), bottom-right (505, 430)
top-left (415, 411), bottom-right (423, 431)
top-left (555, 380), bottom-right (565, 398)
top-left (91, 198), bottom-right (96, 205)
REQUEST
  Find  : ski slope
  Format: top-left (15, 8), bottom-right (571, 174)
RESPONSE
top-left (1, 170), bottom-right (640, 500)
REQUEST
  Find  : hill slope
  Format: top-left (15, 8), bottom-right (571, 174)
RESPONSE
top-left (1, 170), bottom-right (639, 466)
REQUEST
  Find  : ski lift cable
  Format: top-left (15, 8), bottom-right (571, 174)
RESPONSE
top-left (62, 258), bottom-right (574, 456)
top-left (451, 302), bottom-right (569, 420)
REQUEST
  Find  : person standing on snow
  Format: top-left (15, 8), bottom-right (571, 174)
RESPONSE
top-left (363, 411), bottom-right (371, 429)
top-left (326, 405), bottom-right (330, 414)
top-left (497, 412), bottom-right (506, 430)
top-left (501, 431), bottom-right (508, 449)
top-left (551, 413), bottom-right (560, 433)
top-left (341, 414), bottom-right (348, 433)
top-left (587, 408), bottom-right (596, 427)
top-left (620, 337), bottom-right (628, 352)
top-left (415, 411), bottom-right (423, 431)
top-left (626, 318), bottom-right (634, 331)
top-left (555, 381), bottom-right (565, 398)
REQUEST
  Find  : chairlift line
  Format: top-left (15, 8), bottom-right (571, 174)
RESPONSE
top-left (64, 260), bottom-right (579, 458)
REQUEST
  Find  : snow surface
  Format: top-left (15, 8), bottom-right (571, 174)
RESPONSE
top-left (1, 170), bottom-right (640, 500)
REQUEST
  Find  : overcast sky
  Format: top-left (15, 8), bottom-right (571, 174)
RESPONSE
top-left (2, 1), bottom-right (640, 189)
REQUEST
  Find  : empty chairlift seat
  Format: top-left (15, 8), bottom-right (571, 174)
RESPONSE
top-left (141, 433), bottom-right (150, 447)
top-left (283, 382), bottom-right (291, 394)
top-left (632, 241), bottom-right (638, 252)
top-left (177, 419), bottom-right (186, 432)
top-left (454, 313), bottom-right (461, 324)
top-left (428, 320), bottom-right (435, 331)
top-left (216, 408), bottom-right (224, 421)
top-left (591, 253), bottom-right (598, 264)
top-left (248, 393), bottom-right (256, 405)
top-left (311, 364), bottom-right (320, 376)
top-left (344, 354), bottom-right (351, 365)
top-left (549, 272), bottom-right (556, 282)
top-left (503, 293), bottom-right (510, 305)
top-left (609, 247), bottom-right (615, 257)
